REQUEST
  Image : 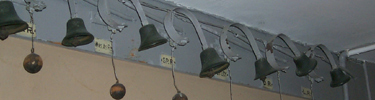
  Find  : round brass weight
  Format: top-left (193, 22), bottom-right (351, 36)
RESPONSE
top-left (23, 53), bottom-right (43, 74)
top-left (110, 83), bottom-right (126, 99)
top-left (172, 92), bottom-right (188, 100)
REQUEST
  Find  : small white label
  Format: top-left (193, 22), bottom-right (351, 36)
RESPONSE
top-left (301, 87), bottom-right (312, 98)
top-left (263, 78), bottom-right (273, 90)
top-left (94, 38), bottom-right (112, 55)
top-left (16, 23), bottom-right (36, 38)
top-left (160, 54), bottom-right (176, 68)
top-left (215, 69), bottom-right (229, 80)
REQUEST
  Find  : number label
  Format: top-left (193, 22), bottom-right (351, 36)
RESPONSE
top-left (16, 23), bottom-right (36, 38)
top-left (215, 69), bottom-right (229, 80)
top-left (263, 77), bottom-right (273, 90)
top-left (301, 87), bottom-right (312, 98)
top-left (160, 54), bottom-right (176, 68)
top-left (94, 38), bottom-right (112, 55)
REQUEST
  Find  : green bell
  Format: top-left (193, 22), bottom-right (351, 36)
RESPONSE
top-left (293, 54), bottom-right (317, 76)
top-left (199, 48), bottom-right (230, 78)
top-left (110, 82), bottom-right (126, 99)
top-left (172, 92), bottom-right (188, 100)
top-left (0, 1), bottom-right (29, 40)
top-left (138, 24), bottom-right (167, 51)
top-left (62, 18), bottom-right (94, 47)
top-left (330, 68), bottom-right (351, 87)
top-left (23, 53), bottom-right (43, 74)
top-left (254, 58), bottom-right (277, 80)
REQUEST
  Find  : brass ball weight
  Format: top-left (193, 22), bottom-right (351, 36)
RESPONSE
top-left (172, 92), bottom-right (188, 100)
top-left (110, 83), bottom-right (126, 100)
top-left (23, 53), bottom-right (43, 74)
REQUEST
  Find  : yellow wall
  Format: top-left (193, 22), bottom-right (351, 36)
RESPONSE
top-left (0, 37), bottom-right (306, 100)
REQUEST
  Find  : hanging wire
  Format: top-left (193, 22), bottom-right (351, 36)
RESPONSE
top-left (171, 46), bottom-right (180, 92)
top-left (277, 71), bottom-right (283, 100)
top-left (308, 76), bottom-right (315, 100)
top-left (228, 67), bottom-right (233, 100)
top-left (67, 0), bottom-right (73, 19)
top-left (110, 31), bottom-right (119, 83)
top-left (25, 0), bottom-right (35, 53)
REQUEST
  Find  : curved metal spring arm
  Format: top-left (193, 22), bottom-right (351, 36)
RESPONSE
top-left (129, 0), bottom-right (148, 26)
top-left (266, 34), bottom-right (300, 70)
top-left (164, 7), bottom-right (209, 50)
top-left (98, 0), bottom-right (126, 31)
top-left (305, 44), bottom-right (338, 69)
top-left (305, 44), bottom-right (354, 80)
top-left (220, 23), bottom-right (263, 61)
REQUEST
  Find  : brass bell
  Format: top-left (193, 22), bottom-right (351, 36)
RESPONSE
top-left (0, 1), bottom-right (29, 40)
top-left (199, 48), bottom-right (230, 78)
top-left (23, 53), bottom-right (43, 74)
top-left (254, 58), bottom-right (277, 80)
top-left (172, 92), bottom-right (188, 100)
top-left (330, 68), bottom-right (351, 87)
top-left (110, 82), bottom-right (126, 99)
top-left (138, 24), bottom-right (167, 51)
top-left (62, 18), bottom-right (94, 47)
top-left (293, 54), bottom-right (317, 76)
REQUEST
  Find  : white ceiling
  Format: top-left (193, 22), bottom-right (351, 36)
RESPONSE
top-left (164, 0), bottom-right (375, 61)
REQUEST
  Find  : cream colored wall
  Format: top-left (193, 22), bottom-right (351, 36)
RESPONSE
top-left (0, 37), bottom-right (306, 100)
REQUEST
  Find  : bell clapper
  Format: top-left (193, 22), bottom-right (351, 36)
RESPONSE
top-left (22, 0), bottom-right (44, 74)
top-left (108, 30), bottom-right (126, 100)
top-left (170, 45), bottom-right (188, 100)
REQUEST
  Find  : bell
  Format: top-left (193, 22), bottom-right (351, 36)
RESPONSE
top-left (138, 24), bottom-right (167, 51)
top-left (199, 48), bottom-right (230, 78)
top-left (62, 18), bottom-right (94, 47)
top-left (330, 68), bottom-right (351, 87)
top-left (254, 58), bottom-right (277, 80)
top-left (23, 53), bottom-right (43, 74)
top-left (172, 92), bottom-right (188, 100)
top-left (0, 1), bottom-right (29, 40)
top-left (110, 82), bottom-right (126, 99)
top-left (293, 54), bottom-right (317, 76)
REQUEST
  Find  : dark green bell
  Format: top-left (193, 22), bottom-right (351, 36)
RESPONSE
top-left (293, 54), bottom-right (317, 76)
top-left (330, 68), bottom-right (351, 88)
top-left (62, 18), bottom-right (94, 47)
top-left (199, 48), bottom-right (230, 78)
top-left (23, 53), bottom-right (43, 74)
top-left (0, 1), bottom-right (29, 40)
top-left (138, 24), bottom-right (167, 51)
top-left (110, 82), bottom-right (126, 99)
top-left (172, 92), bottom-right (188, 100)
top-left (254, 58), bottom-right (277, 80)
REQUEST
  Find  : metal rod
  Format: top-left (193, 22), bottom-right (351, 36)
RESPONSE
top-left (129, 0), bottom-right (149, 26)
top-left (347, 43), bottom-right (375, 56)
top-left (363, 61), bottom-right (372, 100)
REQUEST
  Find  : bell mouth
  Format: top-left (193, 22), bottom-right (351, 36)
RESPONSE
top-left (199, 63), bottom-right (229, 78)
top-left (329, 68), bottom-right (351, 87)
top-left (0, 23), bottom-right (29, 35)
top-left (138, 38), bottom-right (167, 51)
top-left (62, 35), bottom-right (94, 47)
